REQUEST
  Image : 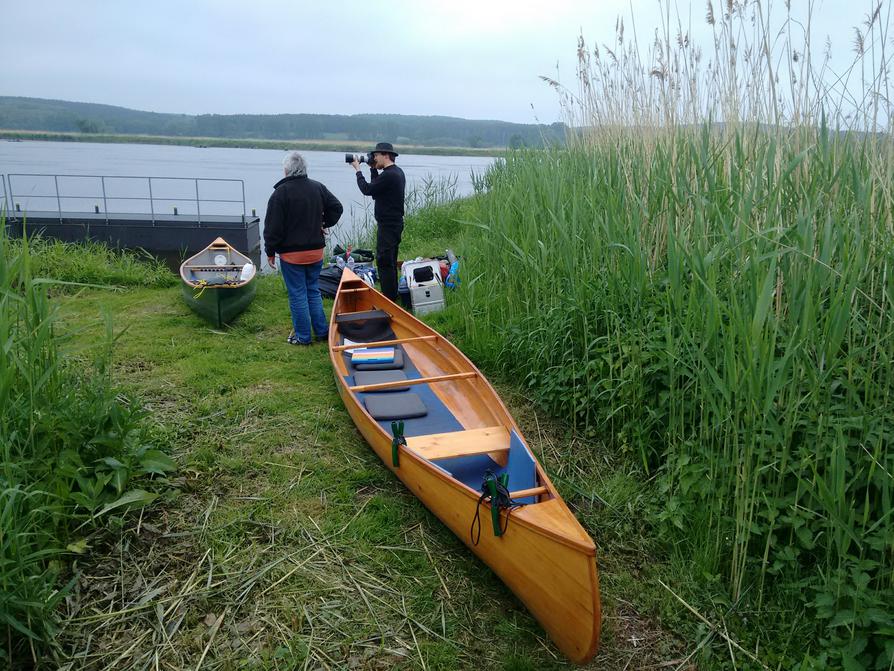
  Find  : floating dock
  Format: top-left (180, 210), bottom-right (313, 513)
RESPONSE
top-left (1, 173), bottom-right (261, 265)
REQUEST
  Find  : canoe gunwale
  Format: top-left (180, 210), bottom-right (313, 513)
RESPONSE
top-left (347, 399), bottom-right (598, 555)
top-left (181, 279), bottom-right (253, 290)
top-left (179, 236), bottom-right (255, 287)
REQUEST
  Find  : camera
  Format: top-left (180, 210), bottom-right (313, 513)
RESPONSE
top-left (344, 152), bottom-right (376, 167)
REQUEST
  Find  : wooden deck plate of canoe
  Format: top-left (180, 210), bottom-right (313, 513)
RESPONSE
top-left (328, 269), bottom-right (601, 664)
top-left (180, 237), bottom-right (257, 328)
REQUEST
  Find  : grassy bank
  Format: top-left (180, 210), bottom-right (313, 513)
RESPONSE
top-left (8, 163), bottom-right (847, 667)
top-left (0, 129), bottom-right (505, 157)
top-left (12, 8), bottom-right (894, 655)
top-left (4, 232), bottom-right (687, 669)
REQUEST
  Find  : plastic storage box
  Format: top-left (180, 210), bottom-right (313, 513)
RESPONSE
top-left (403, 260), bottom-right (446, 315)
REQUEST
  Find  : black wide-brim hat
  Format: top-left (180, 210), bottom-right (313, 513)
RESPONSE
top-left (371, 142), bottom-right (398, 157)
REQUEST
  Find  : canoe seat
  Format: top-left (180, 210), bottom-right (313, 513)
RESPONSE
top-left (406, 426), bottom-right (510, 461)
top-left (335, 309), bottom-right (390, 324)
top-left (352, 370), bottom-right (409, 392)
top-left (364, 392), bottom-right (428, 420)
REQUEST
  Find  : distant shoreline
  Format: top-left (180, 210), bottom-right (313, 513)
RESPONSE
top-left (0, 129), bottom-right (506, 157)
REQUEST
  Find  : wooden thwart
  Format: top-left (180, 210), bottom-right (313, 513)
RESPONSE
top-left (350, 371), bottom-right (475, 393)
top-left (406, 425), bottom-right (510, 461)
top-left (510, 486), bottom-right (548, 499)
top-left (334, 335), bottom-right (437, 352)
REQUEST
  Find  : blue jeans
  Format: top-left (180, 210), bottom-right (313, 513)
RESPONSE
top-left (280, 259), bottom-right (328, 344)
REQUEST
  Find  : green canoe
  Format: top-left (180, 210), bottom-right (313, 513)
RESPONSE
top-left (180, 237), bottom-right (257, 328)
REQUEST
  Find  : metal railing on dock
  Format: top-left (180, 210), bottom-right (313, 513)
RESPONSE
top-left (2, 173), bottom-right (249, 225)
top-left (0, 174), bottom-right (8, 217)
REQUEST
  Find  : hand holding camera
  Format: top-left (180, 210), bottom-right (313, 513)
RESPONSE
top-left (345, 152), bottom-right (377, 170)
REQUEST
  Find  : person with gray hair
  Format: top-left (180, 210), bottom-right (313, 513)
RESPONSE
top-left (263, 151), bottom-right (343, 345)
top-left (282, 151), bottom-right (307, 177)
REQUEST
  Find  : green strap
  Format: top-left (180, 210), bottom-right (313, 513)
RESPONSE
top-left (390, 420), bottom-right (405, 467)
top-left (487, 477), bottom-right (503, 537)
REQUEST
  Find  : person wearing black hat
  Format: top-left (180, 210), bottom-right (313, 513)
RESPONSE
top-left (350, 142), bottom-right (406, 300)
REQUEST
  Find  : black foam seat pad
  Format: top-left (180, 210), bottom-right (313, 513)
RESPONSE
top-left (352, 370), bottom-right (409, 392)
top-left (364, 392), bottom-right (428, 420)
top-left (335, 309), bottom-right (390, 324)
top-left (337, 318), bottom-right (395, 343)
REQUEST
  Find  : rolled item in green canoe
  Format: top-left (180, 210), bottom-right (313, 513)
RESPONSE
top-left (180, 237), bottom-right (257, 328)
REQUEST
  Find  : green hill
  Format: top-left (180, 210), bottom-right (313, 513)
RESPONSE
top-left (0, 96), bottom-right (565, 149)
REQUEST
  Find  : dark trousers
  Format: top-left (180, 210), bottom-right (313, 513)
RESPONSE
top-left (376, 219), bottom-right (403, 301)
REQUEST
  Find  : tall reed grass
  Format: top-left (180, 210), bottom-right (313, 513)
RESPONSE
top-left (8, 235), bottom-right (176, 289)
top-left (453, 1), bottom-right (894, 666)
top-left (405, 174), bottom-right (460, 215)
top-left (0, 222), bottom-right (174, 667)
top-left (336, 175), bottom-right (467, 256)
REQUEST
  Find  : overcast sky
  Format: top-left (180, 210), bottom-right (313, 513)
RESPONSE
top-left (0, 1), bottom-right (868, 124)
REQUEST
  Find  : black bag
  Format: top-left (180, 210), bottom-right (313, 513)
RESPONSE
top-left (318, 264), bottom-right (343, 298)
top-left (412, 266), bottom-right (435, 283)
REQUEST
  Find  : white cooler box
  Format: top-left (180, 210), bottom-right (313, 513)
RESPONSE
top-left (403, 260), bottom-right (446, 315)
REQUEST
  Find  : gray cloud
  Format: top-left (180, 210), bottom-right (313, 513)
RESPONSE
top-left (0, 1), bottom-right (869, 124)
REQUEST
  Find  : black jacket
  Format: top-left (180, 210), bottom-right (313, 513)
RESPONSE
top-left (263, 175), bottom-right (343, 257)
top-left (356, 164), bottom-right (405, 222)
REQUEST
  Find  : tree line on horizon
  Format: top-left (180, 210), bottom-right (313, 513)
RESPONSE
top-left (0, 96), bottom-right (566, 149)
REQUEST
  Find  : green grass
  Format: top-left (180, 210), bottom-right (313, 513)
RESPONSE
top-left (0, 227), bottom-right (175, 668)
top-left (12, 175), bottom-right (830, 668)
top-left (402, 177), bottom-right (481, 259)
top-left (6, 234), bottom-right (176, 289)
top-left (22, 1), bottom-right (894, 656)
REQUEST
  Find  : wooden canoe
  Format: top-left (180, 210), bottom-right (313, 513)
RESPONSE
top-left (329, 268), bottom-right (600, 664)
top-left (180, 237), bottom-right (257, 328)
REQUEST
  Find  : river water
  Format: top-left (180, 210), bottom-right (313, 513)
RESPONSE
top-left (0, 140), bottom-right (496, 249)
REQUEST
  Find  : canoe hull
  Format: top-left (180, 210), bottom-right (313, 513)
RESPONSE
top-left (179, 237), bottom-right (257, 327)
top-left (334, 369), bottom-right (601, 664)
top-left (181, 280), bottom-right (256, 328)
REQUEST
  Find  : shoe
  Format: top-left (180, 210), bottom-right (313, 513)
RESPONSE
top-left (314, 333), bottom-right (329, 342)
top-left (287, 334), bottom-right (311, 346)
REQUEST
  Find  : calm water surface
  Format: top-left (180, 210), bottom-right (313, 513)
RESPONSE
top-left (0, 140), bottom-right (496, 248)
